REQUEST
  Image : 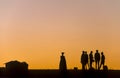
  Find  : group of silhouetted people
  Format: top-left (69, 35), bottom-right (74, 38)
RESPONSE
top-left (81, 50), bottom-right (105, 70)
top-left (59, 50), bottom-right (105, 71)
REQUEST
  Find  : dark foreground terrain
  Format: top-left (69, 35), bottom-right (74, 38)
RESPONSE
top-left (0, 69), bottom-right (120, 78)
top-left (28, 69), bottom-right (120, 78)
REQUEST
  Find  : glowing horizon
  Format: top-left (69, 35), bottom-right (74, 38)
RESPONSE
top-left (0, 0), bottom-right (120, 69)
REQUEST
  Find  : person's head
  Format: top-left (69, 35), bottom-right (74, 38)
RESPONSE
top-left (90, 51), bottom-right (93, 54)
top-left (96, 50), bottom-right (98, 53)
top-left (85, 51), bottom-right (87, 54)
top-left (101, 52), bottom-right (103, 55)
top-left (82, 51), bottom-right (85, 54)
top-left (62, 52), bottom-right (64, 56)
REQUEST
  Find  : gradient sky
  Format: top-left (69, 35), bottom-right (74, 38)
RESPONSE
top-left (0, 0), bottom-right (120, 69)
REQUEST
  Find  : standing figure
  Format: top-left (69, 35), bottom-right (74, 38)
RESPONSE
top-left (59, 52), bottom-right (67, 72)
top-left (100, 52), bottom-right (105, 69)
top-left (89, 51), bottom-right (94, 69)
top-left (85, 52), bottom-right (88, 70)
top-left (81, 51), bottom-right (86, 70)
top-left (94, 50), bottom-right (100, 70)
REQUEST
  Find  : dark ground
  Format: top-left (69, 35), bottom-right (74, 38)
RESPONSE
top-left (28, 69), bottom-right (120, 78)
top-left (0, 69), bottom-right (120, 78)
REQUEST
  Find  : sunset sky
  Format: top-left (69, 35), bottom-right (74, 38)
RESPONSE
top-left (0, 0), bottom-right (120, 69)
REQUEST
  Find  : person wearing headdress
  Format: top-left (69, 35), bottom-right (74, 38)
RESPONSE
top-left (59, 52), bottom-right (67, 72)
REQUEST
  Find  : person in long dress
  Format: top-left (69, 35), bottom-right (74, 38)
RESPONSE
top-left (59, 52), bottom-right (67, 72)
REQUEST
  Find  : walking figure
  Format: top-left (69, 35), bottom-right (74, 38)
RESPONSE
top-left (81, 51), bottom-right (86, 70)
top-left (94, 50), bottom-right (100, 70)
top-left (89, 51), bottom-right (94, 69)
top-left (100, 52), bottom-right (105, 69)
top-left (59, 52), bottom-right (67, 72)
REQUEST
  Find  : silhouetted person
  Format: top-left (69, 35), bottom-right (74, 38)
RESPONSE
top-left (59, 52), bottom-right (67, 78)
top-left (85, 51), bottom-right (88, 70)
top-left (89, 51), bottom-right (94, 69)
top-left (100, 52), bottom-right (105, 69)
top-left (59, 52), bottom-right (67, 72)
top-left (81, 51), bottom-right (86, 70)
top-left (94, 50), bottom-right (100, 70)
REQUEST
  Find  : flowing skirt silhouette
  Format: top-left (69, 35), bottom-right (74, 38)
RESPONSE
top-left (59, 53), bottom-right (67, 78)
top-left (59, 52), bottom-right (67, 72)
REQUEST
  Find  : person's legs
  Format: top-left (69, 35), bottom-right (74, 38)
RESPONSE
top-left (90, 62), bottom-right (92, 68)
top-left (82, 64), bottom-right (84, 70)
top-left (85, 63), bottom-right (87, 70)
top-left (95, 61), bottom-right (97, 70)
top-left (103, 62), bottom-right (105, 66)
top-left (102, 62), bottom-right (105, 69)
top-left (90, 61), bottom-right (93, 68)
top-left (83, 64), bottom-right (85, 70)
top-left (98, 61), bottom-right (100, 70)
top-left (99, 63), bottom-right (102, 70)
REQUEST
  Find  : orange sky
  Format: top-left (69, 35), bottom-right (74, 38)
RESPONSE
top-left (0, 0), bottom-right (120, 69)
